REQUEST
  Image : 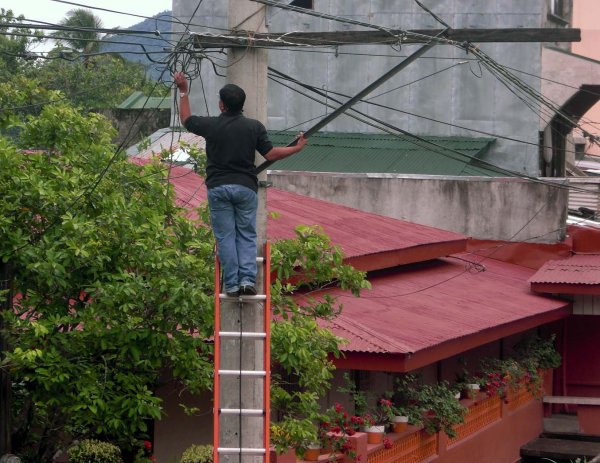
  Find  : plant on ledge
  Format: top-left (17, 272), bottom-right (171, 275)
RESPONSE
top-left (476, 335), bottom-right (562, 400)
top-left (392, 374), bottom-right (425, 427)
top-left (319, 402), bottom-right (361, 461)
top-left (412, 381), bottom-right (466, 439)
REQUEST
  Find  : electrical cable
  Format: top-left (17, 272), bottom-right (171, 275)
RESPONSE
top-left (49, 0), bottom-right (230, 33)
top-left (267, 67), bottom-right (594, 194)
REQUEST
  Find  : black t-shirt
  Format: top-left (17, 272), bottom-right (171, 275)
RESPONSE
top-left (184, 111), bottom-right (273, 192)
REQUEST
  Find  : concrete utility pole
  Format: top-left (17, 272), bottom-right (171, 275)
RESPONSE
top-left (217, 2), bottom-right (268, 463)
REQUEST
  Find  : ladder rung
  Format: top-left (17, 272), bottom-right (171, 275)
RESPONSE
top-left (219, 370), bottom-right (266, 377)
top-left (219, 331), bottom-right (266, 338)
top-left (219, 294), bottom-right (267, 301)
top-left (219, 408), bottom-right (264, 416)
top-left (218, 448), bottom-right (266, 455)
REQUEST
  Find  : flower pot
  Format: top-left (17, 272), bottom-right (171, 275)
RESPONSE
top-left (364, 425), bottom-right (385, 444)
top-left (304, 444), bottom-right (321, 461)
top-left (391, 416), bottom-right (409, 433)
top-left (462, 383), bottom-right (480, 400)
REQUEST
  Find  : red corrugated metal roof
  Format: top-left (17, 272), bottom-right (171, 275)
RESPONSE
top-left (154, 162), bottom-right (467, 267)
top-left (530, 255), bottom-right (600, 285)
top-left (529, 254), bottom-right (600, 295)
top-left (144, 161), bottom-right (570, 369)
top-left (317, 255), bottom-right (570, 370)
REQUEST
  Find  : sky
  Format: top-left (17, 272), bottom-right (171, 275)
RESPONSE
top-left (3, 0), bottom-right (172, 33)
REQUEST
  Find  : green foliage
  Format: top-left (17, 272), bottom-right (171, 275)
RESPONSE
top-left (180, 444), bottom-right (213, 463)
top-left (413, 382), bottom-right (465, 438)
top-left (271, 420), bottom-right (319, 455)
top-left (514, 334), bottom-right (561, 370)
top-left (0, 9), bottom-right (44, 82)
top-left (0, 82), bottom-right (371, 461)
top-left (478, 335), bottom-right (562, 398)
top-left (0, 76), bottom-right (63, 131)
top-left (269, 226), bottom-right (370, 453)
top-left (67, 439), bottom-right (123, 463)
top-left (27, 54), bottom-right (167, 109)
top-left (0, 100), bottom-right (215, 459)
top-left (270, 225), bottom-right (370, 321)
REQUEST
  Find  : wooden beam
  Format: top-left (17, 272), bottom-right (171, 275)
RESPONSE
top-left (193, 28), bottom-right (580, 49)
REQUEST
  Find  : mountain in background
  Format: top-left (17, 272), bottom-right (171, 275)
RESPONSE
top-left (100, 10), bottom-right (172, 81)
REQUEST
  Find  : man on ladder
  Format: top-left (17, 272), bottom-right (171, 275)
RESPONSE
top-left (174, 72), bottom-right (307, 297)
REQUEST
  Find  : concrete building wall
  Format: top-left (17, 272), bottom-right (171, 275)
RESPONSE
top-left (172, 0), bottom-right (568, 176)
top-left (572, 0), bottom-right (600, 156)
top-left (269, 171), bottom-right (568, 242)
top-left (97, 108), bottom-right (171, 148)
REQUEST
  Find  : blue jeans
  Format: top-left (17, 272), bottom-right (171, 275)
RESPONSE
top-left (207, 184), bottom-right (258, 293)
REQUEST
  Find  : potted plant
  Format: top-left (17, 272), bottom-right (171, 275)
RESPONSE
top-left (412, 381), bottom-right (466, 439)
top-left (318, 403), bottom-right (361, 460)
top-left (363, 398), bottom-right (396, 444)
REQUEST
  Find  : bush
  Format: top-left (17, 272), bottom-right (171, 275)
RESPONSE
top-left (67, 439), bottom-right (123, 463)
top-left (180, 444), bottom-right (213, 463)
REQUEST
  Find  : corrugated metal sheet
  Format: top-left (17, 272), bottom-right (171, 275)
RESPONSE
top-left (143, 159), bottom-right (568, 356)
top-left (569, 178), bottom-right (600, 214)
top-left (529, 254), bottom-right (600, 285)
top-left (117, 91), bottom-right (171, 110)
top-left (268, 131), bottom-right (497, 176)
top-left (318, 256), bottom-right (569, 354)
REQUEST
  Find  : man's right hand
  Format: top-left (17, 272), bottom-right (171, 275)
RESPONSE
top-left (174, 72), bottom-right (189, 93)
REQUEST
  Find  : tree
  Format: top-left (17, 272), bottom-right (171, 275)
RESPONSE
top-left (0, 89), bottom-right (369, 462)
top-left (52, 8), bottom-right (103, 56)
top-left (29, 54), bottom-right (168, 109)
top-left (0, 9), bottom-right (43, 82)
top-left (0, 99), bottom-right (216, 461)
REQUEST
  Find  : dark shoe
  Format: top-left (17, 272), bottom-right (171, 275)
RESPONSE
top-left (225, 289), bottom-right (240, 297)
top-left (240, 285), bottom-right (257, 296)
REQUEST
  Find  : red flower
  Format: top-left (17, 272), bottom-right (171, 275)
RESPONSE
top-left (149, 456), bottom-right (156, 462)
top-left (383, 438), bottom-right (392, 449)
top-left (334, 402), bottom-right (343, 413)
top-left (379, 399), bottom-right (392, 407)
top-left (144, 441), bottom-right (152, 451)
top-left (331, 426), bottom-right (341, 433)
top-left (346, 428), bottom-right (356, 436)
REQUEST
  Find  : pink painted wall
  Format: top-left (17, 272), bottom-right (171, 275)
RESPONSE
top-left (572, 0), bottom-right (600, 156)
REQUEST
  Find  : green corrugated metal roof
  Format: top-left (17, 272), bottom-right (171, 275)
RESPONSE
top-left (267, 131), bottom-right (498, 176)
top-left (118, 91), bottom-right (170, 110)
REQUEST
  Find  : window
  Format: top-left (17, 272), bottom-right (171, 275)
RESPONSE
top-left (290, 0), bottom-right (314, 9)
top-left (550, 0), bottom-right (564, 17)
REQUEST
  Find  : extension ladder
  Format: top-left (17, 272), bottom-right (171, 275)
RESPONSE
top-left (213, 243), bottom-right (271, 463)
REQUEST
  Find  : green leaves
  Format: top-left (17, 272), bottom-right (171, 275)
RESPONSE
top-left (0, 102), bottom-right (215, 456)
